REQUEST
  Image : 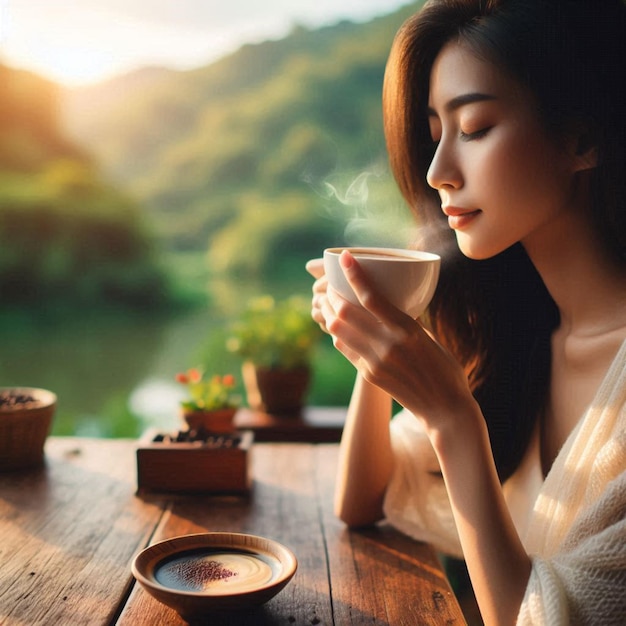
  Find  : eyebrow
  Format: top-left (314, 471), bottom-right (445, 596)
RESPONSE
top-left (427, 92), bottom-right (497, 117)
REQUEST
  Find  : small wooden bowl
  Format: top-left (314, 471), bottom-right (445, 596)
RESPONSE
top-left (132, 532), bottom-right (297, 619)
top-left (0, 387), bottom-right (57, 471)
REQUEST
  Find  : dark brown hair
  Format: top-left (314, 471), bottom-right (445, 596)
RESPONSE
top-left (383, 0), bottom-right (625, 480)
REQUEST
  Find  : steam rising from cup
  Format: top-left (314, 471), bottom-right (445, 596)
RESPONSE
top-left (306, 169), bottom-right (418, 248)
top-left (307, 169), bottom-right (455, 259)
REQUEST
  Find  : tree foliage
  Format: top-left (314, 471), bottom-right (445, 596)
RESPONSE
top-left (0, 67), bottom-right (172, 312)
top-left (61, 3), bottom-right (423, 278)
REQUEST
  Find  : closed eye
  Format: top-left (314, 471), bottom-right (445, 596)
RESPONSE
top-left (460, 127), bottom-right (491, 141)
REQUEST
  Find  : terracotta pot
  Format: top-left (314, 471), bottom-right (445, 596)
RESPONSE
top-left (242, 362), bottom-right (311, 415)
top-left (181, 407), bottom-right (237, 434)
top-left (0, 387), bottom-right (57, 471)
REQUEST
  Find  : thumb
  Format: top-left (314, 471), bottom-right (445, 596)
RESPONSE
top-left (306, 258), bottom-right (325, 279)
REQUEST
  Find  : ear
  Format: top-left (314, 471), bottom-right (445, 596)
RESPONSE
top-left (571, 124), bottom-right (598, 173)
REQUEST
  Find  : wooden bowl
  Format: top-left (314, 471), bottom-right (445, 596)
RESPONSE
top-left (132, 532), bottom-right (297, 619)
top-left (0, 387), bottom-right (57, 471)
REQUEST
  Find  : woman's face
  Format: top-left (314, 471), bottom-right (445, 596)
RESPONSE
top-left (426, 42), bottom-right (579, 260)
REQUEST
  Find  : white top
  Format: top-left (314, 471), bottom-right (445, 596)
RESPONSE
top-left (383, 340), bottom-right (626, 625)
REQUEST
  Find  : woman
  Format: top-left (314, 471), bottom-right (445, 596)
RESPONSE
top-left (307, 0), bottom-right (625, 624)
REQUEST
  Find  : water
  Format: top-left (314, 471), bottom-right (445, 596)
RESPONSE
top-left (0, 307), bottom-right (229, 437)
top-left (0, 280), bottom-right (355, 438)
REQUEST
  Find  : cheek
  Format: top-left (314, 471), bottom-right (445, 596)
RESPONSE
top-left (487, 135), bottom-right (536, 189)
top-left (477, 130), bottom-right (561, 211)
top-left (458, 140), bottom-right (546, 259)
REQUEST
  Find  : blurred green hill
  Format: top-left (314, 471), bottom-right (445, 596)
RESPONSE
top-left (60, 3), bottom-right (422, 282)
top-left (0, 66), bottom-right (85, 172)
top-left (0, 3), bottom-right (425, 428)
top-left (0, 66), bottom-right (171, 315)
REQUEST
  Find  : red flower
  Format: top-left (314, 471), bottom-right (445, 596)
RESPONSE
top-left (175, 368), bottom-right (240, 411)
top-left (188, 368), bottom-right (202, 383)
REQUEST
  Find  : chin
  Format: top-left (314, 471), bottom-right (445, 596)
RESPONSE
top-left (456, 240), bottom-right (492, 261)
top-left (456, 235), bottom-right (505, 261)
top-left (459, 239), bottom-right (503, 261)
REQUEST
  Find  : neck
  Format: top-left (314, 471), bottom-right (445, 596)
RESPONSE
top-left (523, 211), bottom-right (626, 339)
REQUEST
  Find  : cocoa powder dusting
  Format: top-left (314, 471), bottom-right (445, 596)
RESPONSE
top-left (172, 558), bottom-right (236, 586)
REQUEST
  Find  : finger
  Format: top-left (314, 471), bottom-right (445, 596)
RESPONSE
top-left (338, 250), bottom-right (407, 325)
top-left (323, 287), bottom-right (384, 362)
top-left (312, 274), bottom-right (328, 296)
top-left (320, 297), bottom-right (361, 364)
top-left (311, 287), bottom-right (329, 332)
top-left (311, 275), bottom-right (329, 326)
top-left (312, 310), bottom-right (329, 334)
top-left (305, 258), bottom-right (325, 279)
top-left (326, 284), bottom-right (378, 327)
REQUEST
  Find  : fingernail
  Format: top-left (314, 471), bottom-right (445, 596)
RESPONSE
top-left (340, 250), bottom-right (354, 269)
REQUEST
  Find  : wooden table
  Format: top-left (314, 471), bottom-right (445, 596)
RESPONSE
top-left (233, 406), bottom-right (346, 442)
top-left (0, 437), bottom-right (466, 625)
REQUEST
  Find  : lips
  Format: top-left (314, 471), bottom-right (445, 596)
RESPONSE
top-left (442, 206), bottom-right (481, 230)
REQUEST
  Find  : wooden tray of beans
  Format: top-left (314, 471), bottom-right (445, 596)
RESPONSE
top-left (136, 429), bottom-right (253, 494)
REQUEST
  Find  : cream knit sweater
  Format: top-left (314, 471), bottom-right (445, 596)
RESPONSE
top-left (383, 341), bottom-right (626, 625)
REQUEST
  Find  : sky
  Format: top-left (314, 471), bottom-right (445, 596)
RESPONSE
top-left (0, 0), bottom-right (412, 87)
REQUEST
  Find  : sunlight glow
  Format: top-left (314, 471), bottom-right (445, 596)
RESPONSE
top-left (0, 0), bottom-right (409, 87)
top-left (1, 3), bottom-right (233, 86)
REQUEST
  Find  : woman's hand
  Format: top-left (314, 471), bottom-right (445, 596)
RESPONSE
top-left (318, 252), bottom-right (530, 624)
top-left (305, 258), bottom-right (330, 334)
top-left (320, 250), bottom-right (477, 433)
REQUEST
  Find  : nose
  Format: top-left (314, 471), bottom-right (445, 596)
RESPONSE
top-left (426, 141), bottom-right (463, 191)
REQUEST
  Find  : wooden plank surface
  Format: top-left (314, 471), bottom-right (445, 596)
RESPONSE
top-left (0, 438), bottom-right (165, 626)
top-left (233, 406), bottom-right (346, 442)
top-left (315, 445), bottom-right (466, 625)
top-left (1, 438), bottom-right (465, 626)
top-left (117, 443), bottom-right (334, 625)
top-left (118, 444), bottom-right (465, 625)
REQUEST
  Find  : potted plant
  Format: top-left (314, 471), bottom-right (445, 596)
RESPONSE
top-left (226, 295), bottom-right (322, 414)
top-left (0, 387), bottom-right (57, 471)
top-left (174, 368), bottom-right (241, 433)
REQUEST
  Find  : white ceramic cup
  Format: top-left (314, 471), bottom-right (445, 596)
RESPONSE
top-left (323, 247), bottom-right (440, 318)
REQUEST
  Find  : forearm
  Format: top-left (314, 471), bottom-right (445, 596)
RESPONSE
top-left (318, 252), bottom-right (533, 620)
top-left (334, 373), bottom-right (394, 527)
top-left (431, 409), bottom-right (532, 625)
